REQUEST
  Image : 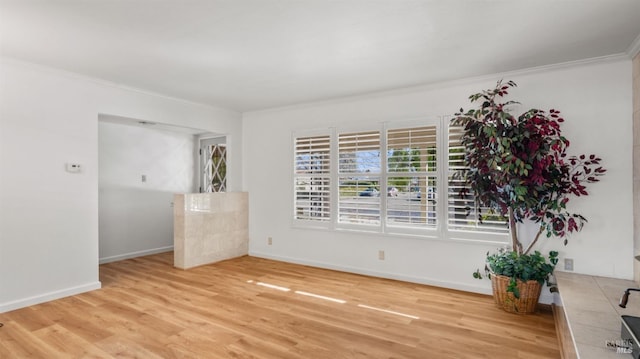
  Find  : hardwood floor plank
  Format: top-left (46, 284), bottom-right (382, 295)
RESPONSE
top-left (166, 330), bottom-right (240, 359)
top-left (33, 324), bottom-right (113, 358)
top-left (94, 336), bottom-right (166, 359)
top-left (0, 252), bottom-right (560, 358)
top-left (0, 320), bottom-right (61, 358)
top-left (0, 306), bottom-right (56, 332)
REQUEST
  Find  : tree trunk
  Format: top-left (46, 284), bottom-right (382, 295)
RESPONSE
top-left (508, 207), bottom-right (522, 254)
top-left (523, 226), bottom-right (545, 255)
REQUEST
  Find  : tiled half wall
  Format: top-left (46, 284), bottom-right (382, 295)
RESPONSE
top-left (173, 192), bottom-right (249, 269)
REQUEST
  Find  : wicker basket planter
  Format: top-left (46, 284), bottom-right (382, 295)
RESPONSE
top-left (491, 274), bottom-right (543, 314)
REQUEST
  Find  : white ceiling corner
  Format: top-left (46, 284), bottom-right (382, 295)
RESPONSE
top-left (628, 32), bottom-right (640, 58)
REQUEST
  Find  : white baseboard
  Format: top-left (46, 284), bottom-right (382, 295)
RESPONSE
top-left (249, 251), bottom-right (556, 304)
top-left (1, 246), bottom-right (174, 313)
top-left (0, 281), bottom-right (102, 313)
top-left (249, 251), bottom-right (494, 295)
top-left (99, 246), bottom-right (174, 264)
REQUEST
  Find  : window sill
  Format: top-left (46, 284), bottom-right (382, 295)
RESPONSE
top-left (291, 222), bottom-right (509, 245)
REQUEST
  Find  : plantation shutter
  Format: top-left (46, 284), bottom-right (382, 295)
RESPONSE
top-left (338, 131), bottom-right (380, 173)
top-left (447, 122), bottom-right (509, 234)
top-left (338, 131), bottom-right (381, 225)
top-left (294, 134), bottom-right (331, 222)
top-left (386, 126), bottom-right (438, 228)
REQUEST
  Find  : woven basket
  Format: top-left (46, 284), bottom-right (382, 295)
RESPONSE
top-left (491, 274), bottom-right (543, 314)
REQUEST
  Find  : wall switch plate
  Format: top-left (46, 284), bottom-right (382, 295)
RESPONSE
top-left (378, 250), bottom-right (385, 260)
top-left (141, 174), bottom-right (147, 182)
top-left (268, 237), bottom-right (272, 245)
top-left (564, 258), bottom-right (574, 271)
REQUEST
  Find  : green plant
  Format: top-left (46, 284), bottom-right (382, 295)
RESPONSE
top-left (455, 80), bottom-right (605, 300)
top-left (473, 249), bottom-right (558, 298)
top-left (453, 80), bottom-right (606, 254)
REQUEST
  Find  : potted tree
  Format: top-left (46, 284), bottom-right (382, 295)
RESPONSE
top-left (452, 80), bottom-right (606, 314)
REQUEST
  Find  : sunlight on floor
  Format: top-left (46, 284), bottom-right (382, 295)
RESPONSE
top-left (246, 279), bottom-right (420, 320)
top-left (255, 281), bottom-right (291, 292)
top-left (357, 304), bottom-right (420, 320)
top-left (294, 290), bottom-right (346, 304)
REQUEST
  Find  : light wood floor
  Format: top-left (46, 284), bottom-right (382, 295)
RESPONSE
top-left (0, 253), bottom-right (560, 358)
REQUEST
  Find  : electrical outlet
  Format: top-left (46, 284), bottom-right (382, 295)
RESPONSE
top-left (378, 250), bottom-right (385, 260)
top-left (268, 237), bottom-right (272, 245)
top-left (564, 258), bottom-right (574, 271)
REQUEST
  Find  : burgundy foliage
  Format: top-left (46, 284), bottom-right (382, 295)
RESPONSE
top-left (453, 80), bottom-right (606, 253)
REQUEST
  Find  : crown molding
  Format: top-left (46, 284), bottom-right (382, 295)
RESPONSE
top-left (246, 53), bottom-right (630, 116)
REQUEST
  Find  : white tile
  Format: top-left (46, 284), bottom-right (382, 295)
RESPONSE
top-left (174, 192), bottom-right (249, 269)
top-left (577, 343), bottom-right (632, 359)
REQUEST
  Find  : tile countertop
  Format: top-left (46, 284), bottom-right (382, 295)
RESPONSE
top-left (555, 271), bottom-right (640, 358)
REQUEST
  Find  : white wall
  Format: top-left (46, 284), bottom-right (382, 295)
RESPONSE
top-left (0, 58), bottom-right (241, 312)
top-left (243, 58), bottom-right (634, 301)
top-left (98, 121), bottom-right (197, 263)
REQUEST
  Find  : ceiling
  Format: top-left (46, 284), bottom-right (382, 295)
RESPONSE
top-left (1, 1), bottom-right (640, 112)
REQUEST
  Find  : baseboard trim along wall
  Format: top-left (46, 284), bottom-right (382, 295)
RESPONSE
top-left (99, 246), bottom-right (174, 264)
top-left (249, 251), bottom-right (554, 304)
top-left (0, 281), bottom-right (102, 313)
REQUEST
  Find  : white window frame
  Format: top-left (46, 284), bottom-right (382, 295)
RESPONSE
top-left (292, 128), bottom-right (334, 229)
top-left (444, 117), bottom-right (510, 243)
top-left (336, 126), bottom-right (383, 232)
top-left (199, 136), bottom-right (227, 193)
top-left (383, 120), bottom-right (441, 237)
top-left (292, 118), bottom-right (510, 244)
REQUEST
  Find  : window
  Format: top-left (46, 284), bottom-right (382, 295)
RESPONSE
top-left (294, 134), bottom-right (331, 222)
top-left (338, 131), bottom-right (381, 226)
top-left (386, 126), bottom-right (437, 229)
top-left (200, 137), bottom-right (227, 193)
top-left (447, 122), bottom-right (509, 235)
top-left (293, 119), bottom-right (509, 242)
